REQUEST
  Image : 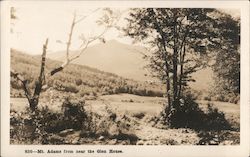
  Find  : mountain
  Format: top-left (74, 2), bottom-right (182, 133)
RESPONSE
top-left (48, 40), bottom-right (214, 93)
top-left (189, 67), bottom-right (214, 94)
top-left (48, 40), bottom-right (150, 81)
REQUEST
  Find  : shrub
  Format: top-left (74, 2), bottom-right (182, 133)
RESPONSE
top-left (10, 97), bottom-right (89, 144)
top-left (61, 97), bottom-right (87, 130)
top-left (165, 93), bottom-right (231, 131)
top-left (131, 112), bottom-right (145, 119)
top-left (203, 103), bottom-right (231, 131)
top-left (75, 79), bottom-right (83, 86)
top-left (10, 107), bottom-right (53, 144)
top-left (34, 106), bottom-right (65, 133)
top-left (166, 94), bottom-right (204, 129)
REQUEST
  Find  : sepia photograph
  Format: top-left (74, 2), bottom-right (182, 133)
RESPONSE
top-left (1, 1), bottom-right (250, 157)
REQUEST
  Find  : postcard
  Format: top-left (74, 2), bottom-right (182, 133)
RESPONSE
top-left (1, 1), bottom-right (249, 157)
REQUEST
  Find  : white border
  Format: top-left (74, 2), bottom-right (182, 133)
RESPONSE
top-left (1, 1), bottom-right (249, 157)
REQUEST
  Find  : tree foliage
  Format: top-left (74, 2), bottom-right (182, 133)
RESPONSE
top-left (123, 8), bottom-right (240, 120)
top-left (125, 9), bottom-right (215, 116)
top-left (211, 14), bottom-right (240, 103)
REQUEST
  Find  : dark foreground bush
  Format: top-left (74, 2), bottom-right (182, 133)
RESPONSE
top-left (10, 97), bottom-right (88, 144)
top-left (167, 94), bottom-right (204, 129)
top-left (166, 94), bottom-right (232, 131)
top-left (61, 97), bottom-right (87, 130)
top-left (39, 97), bottom-right (87, 133)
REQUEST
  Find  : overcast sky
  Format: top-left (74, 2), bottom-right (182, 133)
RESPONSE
top-left (10, 4), bottom-right (240, 55)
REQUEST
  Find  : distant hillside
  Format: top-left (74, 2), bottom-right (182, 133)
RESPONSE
top-left (48, 40), bottom-right (150, 81)
top-left (48, 40), bottom-right (214, 94)
top-left (189, 68), bottom-right (214, 95)
top-left (11, 49), bottom-right (165, 98)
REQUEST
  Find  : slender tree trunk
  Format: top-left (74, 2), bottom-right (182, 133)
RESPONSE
top-left (172, 12), bottom-right (179, 107)
top-left (149, 8), bottom-right (172, 117)
top-left (163, 50), bottom-right (172, 117)
top-left (178, 44), bottom-right (186, 99)
top-left (177, 25), bottom-right (189, 99)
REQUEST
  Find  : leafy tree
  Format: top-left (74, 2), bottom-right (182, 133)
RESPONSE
top-left (211, 14), bottom-right (240, 102)
top-left (123, 8), bottom-right (236, 121)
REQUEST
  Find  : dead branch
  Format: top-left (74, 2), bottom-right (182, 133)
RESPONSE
top-left (11, 69), bottom-right (32, 101)
top-left (11, 8), bottom-right (119, 111)
top-left (11, 38), bottom-right (49, 111)
top-left (49, 9), bottom-right (118, 76)
top-left (75, 8), bottom-right (100, 24)
top-left (66, 13), bottom-right (76, 63)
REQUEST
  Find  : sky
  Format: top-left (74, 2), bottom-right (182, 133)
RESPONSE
top-left (9, 4), bottom-right (240, 55)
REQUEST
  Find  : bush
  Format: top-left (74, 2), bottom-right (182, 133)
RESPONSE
top-left (10, 97), bottom-right (88, 144)
top-left (166, 94), bottom-right (204, 129)
top-left (165, 93), bottom-right (231, 131)
top-left (203, 103), bottom-right (231, 131)
top-left (10, 107), bottom-right (54, 144)
top-left (131, 112), bottom-right (145, 119)
top-left (61, 97), bottom-right (87, 130)
top-left (75, 79), bottom-right (83, 86)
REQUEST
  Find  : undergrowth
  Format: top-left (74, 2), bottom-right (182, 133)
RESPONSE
top-left (10, 97), bottom-right (138, 144)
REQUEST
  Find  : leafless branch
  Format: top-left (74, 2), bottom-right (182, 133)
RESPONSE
top-left (70, 27), bottom-right (109, 61)
top-left (75, 8), bottom-right (100, 24)
top-left (66, 13), bottom-right (76, 63)
top-left (52, 8), bottom-right (119, 72)
top-left (11, 69), bottom-right (32, 101)
top-left (11, 8), bottom-right (118, 110)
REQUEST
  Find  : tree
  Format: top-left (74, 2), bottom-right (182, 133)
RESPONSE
top-left (11, 8), bottom-right (118, 111)
top-left (211, 14), bottom-right (240, 102)
top-left (123, 8), bottom-right (232, 121)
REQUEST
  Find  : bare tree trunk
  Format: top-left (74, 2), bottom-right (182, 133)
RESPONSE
top-left (10, 39), bottom-right (48, 112)
top-left (30, 39), bottom-right (48, 111)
